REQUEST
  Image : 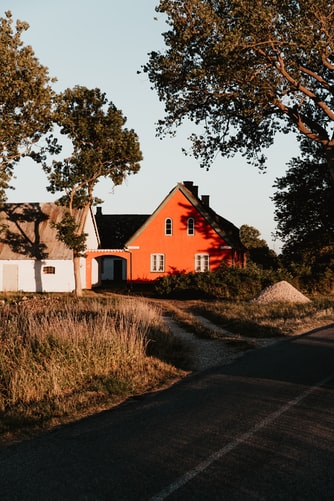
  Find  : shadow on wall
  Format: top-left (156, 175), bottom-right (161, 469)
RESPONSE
top-left (0, 203), bottom-right (49, 291)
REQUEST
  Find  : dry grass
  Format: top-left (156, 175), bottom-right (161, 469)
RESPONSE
top-left (187, 296), bottom-right (334, 338)
top-left (1, 291), bottom-right (333, 444)
top-left (147, 295), bottom-right (334, 341)
top-left (0, 296), bottom-right (188, 442)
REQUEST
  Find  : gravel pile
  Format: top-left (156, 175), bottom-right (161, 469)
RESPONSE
top-left (252, 280), bottom-right (311, 304)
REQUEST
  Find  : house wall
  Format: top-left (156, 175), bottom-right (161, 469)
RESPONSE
top-left (85, 211), bottom-right (100, 249)
top-left (0, 259), bottom-right (80, 292)
top-left (85, 250), bottom-right (130, 289)
top-left (128, 189), bottom-right (235, 281)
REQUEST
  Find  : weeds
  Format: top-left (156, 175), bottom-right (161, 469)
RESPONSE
top-left (0, 296), bottom-right (187, 440)
top-left (190, 297), bottom-right (334, 338)
top-left (1, 292), bottom-right (333, 443)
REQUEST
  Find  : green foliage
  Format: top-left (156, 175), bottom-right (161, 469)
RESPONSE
top-left (240, 225), bottom-right (266, 248)
top-left (281, 246), bottom-right (334, 295)
top-left (273, 147), bottom-right (334, 248)
top-left (47, 86), bottom-right (142, 207)
top-left (143, 1), bottom-right (334, 181)
top-left (45, 86), bottom-right (143, 295)
top-left (240, 224), bottom-right (280, 269)
top-left (0, 11), bottom-right (54, 201)
top-left (154, 263), bottom-right (290, 300)
top-left (272, 144), bottom-right (334, 293)
top-left (52, 212), bottom-right (87, 256)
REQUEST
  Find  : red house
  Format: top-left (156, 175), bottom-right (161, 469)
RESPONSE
top-left (85, 182), bottom-right (246, 288)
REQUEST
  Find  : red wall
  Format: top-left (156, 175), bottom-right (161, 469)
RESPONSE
top-left (127, 189), bottom-right (236, 281)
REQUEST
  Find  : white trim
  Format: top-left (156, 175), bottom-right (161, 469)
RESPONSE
top-left (195, 254), bottom-right (210, 272)
top-left (165, 217), bottom-right (173, 236)
top-left (150, 253), bottom-right (165, 272)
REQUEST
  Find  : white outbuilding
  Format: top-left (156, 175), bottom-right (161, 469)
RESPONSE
top-left (0, 203), bottom-right (100, 293)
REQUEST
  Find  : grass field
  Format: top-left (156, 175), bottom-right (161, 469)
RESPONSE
top-left (0, 294), bottom-right (188, 443)
top-left (0, 291), bottom-right (333, 444)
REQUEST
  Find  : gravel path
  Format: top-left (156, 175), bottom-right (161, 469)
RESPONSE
top-left (164, 315), bottom-right (278, 372)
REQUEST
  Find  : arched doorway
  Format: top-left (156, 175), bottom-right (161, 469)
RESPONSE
top-left (102, 256), bottom-right (127, 282)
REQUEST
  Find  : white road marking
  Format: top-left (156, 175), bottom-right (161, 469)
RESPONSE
top-left (150, 373), bottom-right (334, 500)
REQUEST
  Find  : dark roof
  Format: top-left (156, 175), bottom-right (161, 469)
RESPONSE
top-left (179, 183), bottom-right (245, 250)
top-left (95, 213), bottom-right (149, 249)
top-left (0, 203), bottom-right (85, 260)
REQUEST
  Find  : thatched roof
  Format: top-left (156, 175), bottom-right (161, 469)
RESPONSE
top-left (0, 203), bottom-right (83, 260)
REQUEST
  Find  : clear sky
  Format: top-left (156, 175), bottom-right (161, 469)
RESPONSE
top-left (7, 0), bottom-right (300, 251)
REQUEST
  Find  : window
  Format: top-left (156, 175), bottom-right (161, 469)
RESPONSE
top-left (43, 266), bottom-right (55, 274)
top-left (151, 254), bottom-right (165, 272)
top-left (165, 218), bottom-right (173, 235)
top-left (195, 254), bottom-right (209, 272)
top-left (187, 217), bottom-right (195, 235)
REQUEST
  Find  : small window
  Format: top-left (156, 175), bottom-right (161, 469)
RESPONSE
top-left (43, 266), bottom-right (55, 275)
top-left (151, 254), bottom-right (165, 272)
top-left (165, 218), bottom-right (173, 235)
top-left (187, 217), bottom-right (195, 235)
top-left (195, 254), bottom-right (209, 272)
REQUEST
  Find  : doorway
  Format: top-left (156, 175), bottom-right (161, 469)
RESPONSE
top-left (101, 256), bottom-right (127, 282)
top-left (3, 264), bottom-right (18, 291)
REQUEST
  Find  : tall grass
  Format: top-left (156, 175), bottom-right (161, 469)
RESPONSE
top-left (0, 297), bottom-right (186, 438)
top-left (190, 296), bottom-right (334, 338)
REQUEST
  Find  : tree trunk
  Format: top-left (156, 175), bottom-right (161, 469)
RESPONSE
top-left (73, 253), bottom-right (83, 297)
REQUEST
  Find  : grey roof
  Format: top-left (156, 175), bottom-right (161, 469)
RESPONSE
top-left (0, 203), bottom-right (84, 260)
top-left (95, 213), bottom-right (149, 249)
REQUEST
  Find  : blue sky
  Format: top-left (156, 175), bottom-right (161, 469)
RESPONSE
top-left (7, 1), bottom-right (300, 251)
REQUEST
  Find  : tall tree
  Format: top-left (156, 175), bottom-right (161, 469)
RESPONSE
top-left (143, 1), bottom-right (334, 183)
top-left (273, 150), bottom-right (334, 292)
top-left (272, 144), bottom-right (334, 254)
top-left (240, 225), bottom-right (267, 249)
top-left (240, 224), bottom-right (278, 268)
top-left (46, 86), bottom-right (142, 296)
top-left (0, 11), bottom-right (54, 201)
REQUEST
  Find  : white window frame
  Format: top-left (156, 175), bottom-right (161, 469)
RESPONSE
top-left (165, 218), bottom-right (173, 235)
top-left (187, 217), bottom-right (195, 236)
top-left (195, 254), bottom-right (209, 272)
top-left (150, 254), bottom-right (165, 272)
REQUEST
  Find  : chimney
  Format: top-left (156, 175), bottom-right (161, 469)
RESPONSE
top-left (192, 185), bottom-right (199, 198)
top-left (96, 206), bottom-right (102, 216)
top-left (183, 181), bottom-right (193, 190)
top-left (201, 195), bottom-right (210, 206)
top-left (183, 181), bottom-right (199, 198)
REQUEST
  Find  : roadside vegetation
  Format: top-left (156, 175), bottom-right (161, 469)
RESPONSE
top-left (186, 297), bottom-right (334, 338)
top-left (153, 262), bottom-right (334, 301)
top-left (151, 296), bottom-right (334, 341)
top-left (0, 286), bottom-right (333, 444)
top-left (0, 295), bottom-right (189, 443)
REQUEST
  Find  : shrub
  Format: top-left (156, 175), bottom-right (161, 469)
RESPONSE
top-left (154, 264), bottom-right (291, 300)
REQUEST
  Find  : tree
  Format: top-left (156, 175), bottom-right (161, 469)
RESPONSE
top-left (272, 144), bottom-right (334, 292)
top-left (239, 224), bottom-right (278, 269)
top-left (0, 11), bottom-right (54, 202)
top-left (273, 149), bottom-right (334, 250)
top-left (240, 225), bottom-right (267, 249)
top-left (46, 86), bottom-right (143, 296)
top-left (143, 1), bottom-right (334, 183)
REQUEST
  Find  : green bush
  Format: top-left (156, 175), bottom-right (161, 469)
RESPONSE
top-left (154, 264), bottom-right (291, 300)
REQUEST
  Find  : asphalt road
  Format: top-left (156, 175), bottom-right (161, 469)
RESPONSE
top-left (1, 323), bottom-right (334, 500)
